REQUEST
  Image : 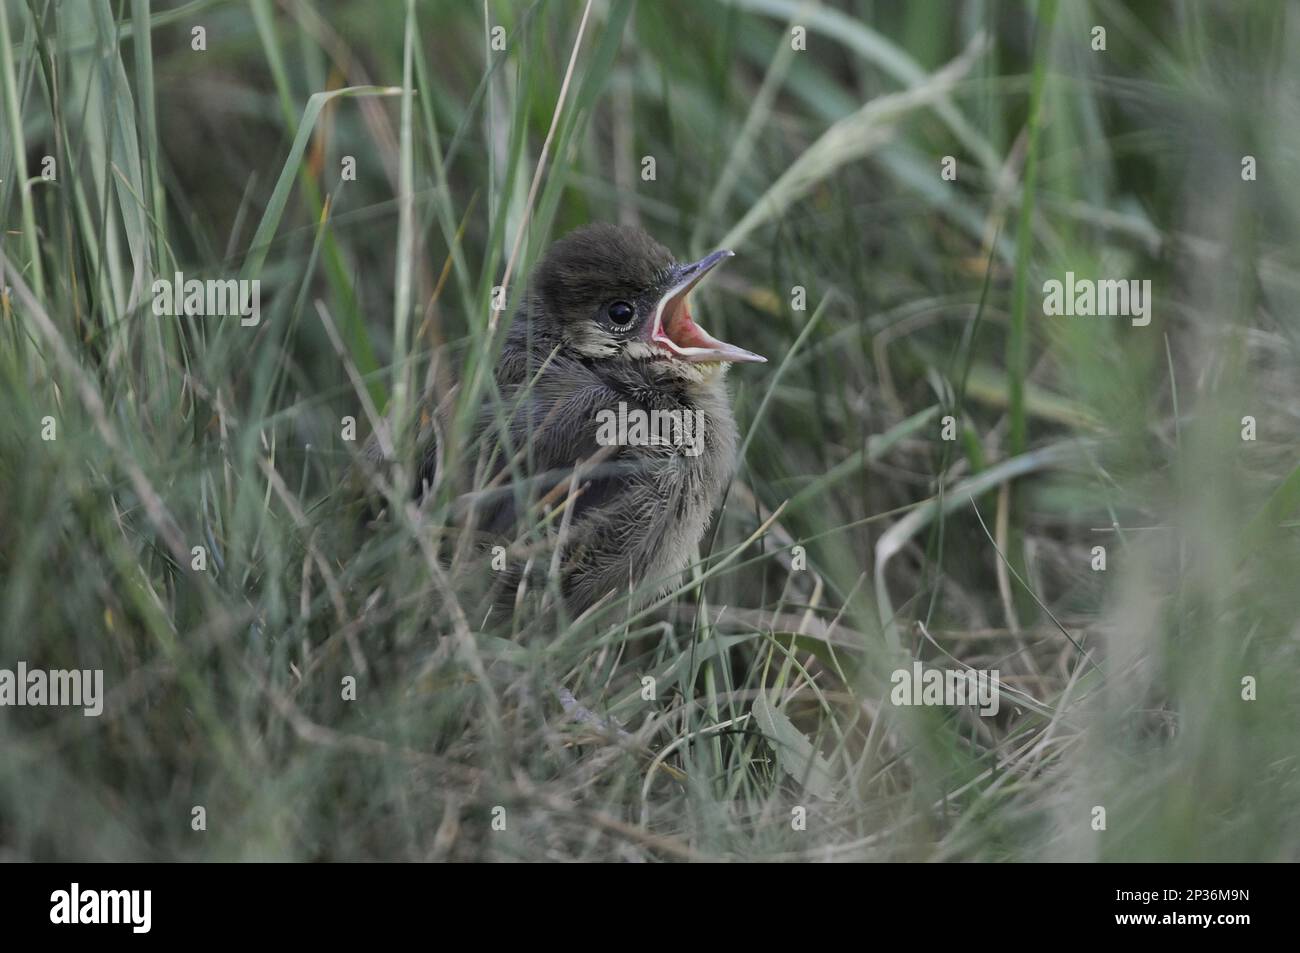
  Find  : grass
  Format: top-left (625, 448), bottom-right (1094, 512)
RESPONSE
top-left (2, 0), bottom-right (1299, 861)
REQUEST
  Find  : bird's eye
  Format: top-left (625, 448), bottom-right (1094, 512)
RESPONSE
top-left (607, 301), bottom-right (635, 327)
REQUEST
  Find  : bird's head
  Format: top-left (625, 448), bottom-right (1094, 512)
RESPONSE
top-left (529, 223), bottom-right (765, 377)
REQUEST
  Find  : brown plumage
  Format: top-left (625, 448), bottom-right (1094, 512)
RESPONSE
top-left (413, 224), bottom-right (765, 618)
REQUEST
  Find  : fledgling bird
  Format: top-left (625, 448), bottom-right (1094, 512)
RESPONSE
top-left (416, 223), bottom-right (765, 617)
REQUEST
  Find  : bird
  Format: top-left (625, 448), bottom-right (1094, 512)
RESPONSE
top-left (407, 223), bottom-right (765, 620)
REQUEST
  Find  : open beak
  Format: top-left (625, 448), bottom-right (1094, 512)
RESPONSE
top-left (649, 250), bottom-right (766, 364)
